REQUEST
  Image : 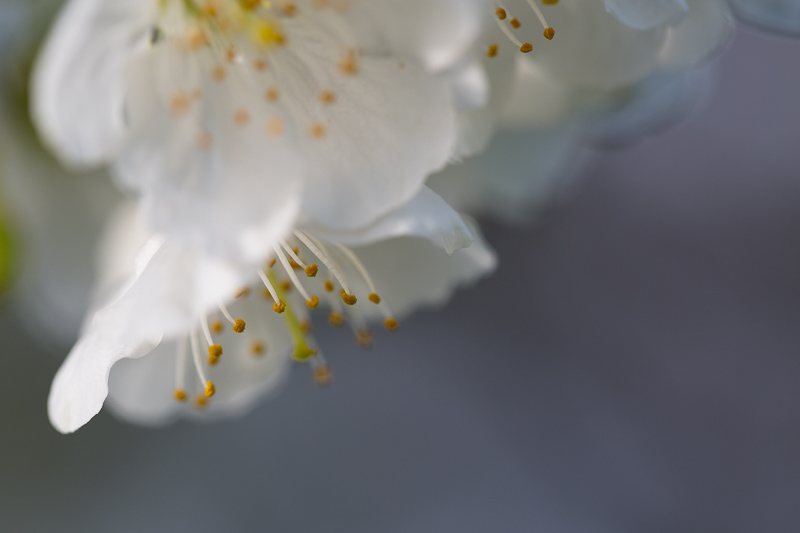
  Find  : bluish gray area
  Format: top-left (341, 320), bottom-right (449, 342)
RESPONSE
top-left (1, 28), bottom-right (799, 533)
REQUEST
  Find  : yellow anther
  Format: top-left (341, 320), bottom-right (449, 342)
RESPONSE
top-left (232, 318), bottom-right (247, 333)
top-left (341, 290), bottom-right (357, 306)
top-left (305, 263), bottom-right (319, 277)
top-left (324, 279), bottom-right (335, 293)
top-left (384, 317), bottom-right (399, 332)
top-left (368, 292), bottom-right (381, 305)
top-left (543, 27), bottom-right (556, 40)
top-left (174, 389), bottom-right (188, 402)
top-left (510, 17), bottom-right (521, 29)
top-left (329, 312), bottom-right (344, 327)
top-left (204, 381), bottom-right (216, 398)
top-left (211, 320), bottom-right (224, 334)
top-left (520, 42), bottom-right (533, 54)
top-left (195, 395), bottom-right (208, 409)
top-left (487, 44), bottom-right (499, 58)
top-left (306, 295), bottom-right (320, 309)
top-left (314, 365), bottom-right (334, 387)
top-left (273, 300), bottom-right (286, 314)
top-left (356, 330), bottom-right (373, 349)
top-left (496, 7), bottom-right (507, 20)
top-left (208, 344), bottom-right (223, 365)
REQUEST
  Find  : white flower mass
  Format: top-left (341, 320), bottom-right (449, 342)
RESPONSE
top-left (0, 0), bottom-right (796, 434)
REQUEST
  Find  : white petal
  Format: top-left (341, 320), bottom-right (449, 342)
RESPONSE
top-left (429, 128), bottom-right (581, 222)
top-left (32, 0), bottom-right (155, 167)
top-left (115, 44), bottom-right (302, 262)
top-left (313, 187), bottom-right (474, 255)
top-left (342, 222), bottom-right (496, 319)
top-left (47, 236), bottom-right (251, 433)
top-left (659, 0), bottom-right (734, 70)
top-left (604, 0), bottom-right (688, 30)
top-left (730, 0), bottom-right (800, 35)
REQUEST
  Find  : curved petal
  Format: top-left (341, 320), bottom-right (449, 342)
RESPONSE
top-left (32, 0), bottom-right (155, 167)
top-left (604, 0), bottom-right (688, 30)
top-left (659, 0), bottom-right (734, 70)
top-left (313, 187), bottom-right (474, 255)
top-left (729, 0), bottom-right (800, 36)
top-left (47, 235), bottom-right (253, 433)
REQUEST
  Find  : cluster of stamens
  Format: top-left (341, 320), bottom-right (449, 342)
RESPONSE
top-left (172, 231), bottom-right (399, 408)
top-left (488, 0), bottom-right (559, 58)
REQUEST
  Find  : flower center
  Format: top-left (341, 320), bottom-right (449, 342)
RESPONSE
top-left (172, 230), bottom-right (398, 407)
top-left (487, 0), bottom-right (559, 57)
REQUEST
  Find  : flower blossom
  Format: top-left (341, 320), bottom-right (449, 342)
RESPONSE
top-left (49, 188), bottom-right (494, 432)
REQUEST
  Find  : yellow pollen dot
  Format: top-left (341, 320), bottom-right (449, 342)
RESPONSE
top-left (265, 87), bottom-right (280, 102)
top-left (232, 318), bottom-right (246, 333)
top-left (251, 341), bottom-right (266, 357)
top-left (273, 300), bottom-right (286, 314)
top-left (253, 59), bottom-right (267, 71)
top-left (384, 317), bottom-right (399, 331)
top-left (496, 7), bottom-right (507, 20)
top-left (520, 42), bottom-right (534, 54)
top-left (356, 330), bottom-right (373, 349)
top-left (487, 44), bottom-right (499, 58)
top-left (329, 312), bottom-right (344, 327)
top-left (341, 290), bottom-right (357, 306)
top-left (510, 17), bottom-right (521, 29)
top-left (320, 90), bottom-right (336, 104)
top-left (174, 389), bottom-right (188, 402)
top-left (204, 381), bottom-right (216, 398)
top-left (211, 320), bottom-right (224, 334)
top-left (211, 65), bottom-right (227, 81)
top-left (310, 123), bottom-right (327, 139)
top-left (544, 27), bottom-right (556, 40)
top-left (324, 280), bottom-right (335, 293)
top-left (314, 365), bottom-right (334, 386)
top-left (305, 264), bottom-right (319, 277)
top-left (266, 117), bottom-right (284, 137)
top-left (280, 279), bottom-right (292, 292)
top-left (234, 109), bottom-right (251, 126)
top-left (368, 292), bottom-right (381, 305)
top-left (339, 50), bottom-right (359, 75)
top-left (195, 395), bottom-right (208, 409)
top-left (306, 295), bottom-right (320, 309)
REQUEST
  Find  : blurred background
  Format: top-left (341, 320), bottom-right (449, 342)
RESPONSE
top-left (1, 21), bottom-right (800, 533)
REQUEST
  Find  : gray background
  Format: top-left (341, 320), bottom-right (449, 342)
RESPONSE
top-left (1, 27), bottom-right (799, 532)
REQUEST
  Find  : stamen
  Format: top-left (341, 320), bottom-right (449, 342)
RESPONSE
top-left (258, 269), bottom-right (286, 313)
top-left (294, 231), bottom-right (352, 295)
top-left (333, 243), bottom-right (397, 327)
top-left (524, 0), bottom-right (556, 39)
top-left (494, 2), bottom-right (534, 54)
top-left (218, 301), bottom-right (246, 333)
top-left (189, 330), bottom-right (216, 398)
top-left (174, 336), bottom-right (188, 402)
top-left (274, 245), bottom-right (317, 307)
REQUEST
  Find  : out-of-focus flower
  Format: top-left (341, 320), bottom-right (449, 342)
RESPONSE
top-left (33, 0), bottom-right (486, 257)
top-left (49, 188), bottom-right (495, 433)
top-left (729, 0), bottom-right (800, 36)
top-left (431, 0), bottom-right (733, 220)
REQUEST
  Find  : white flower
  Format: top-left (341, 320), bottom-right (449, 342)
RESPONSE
top-left (48, 188), bottom-right (496, 433)
top-left (33, 0), bottom-right (486, 257)
top-left (430, 0), bottom-right (733, 220)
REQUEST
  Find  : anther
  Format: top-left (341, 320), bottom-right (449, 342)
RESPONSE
top-left (306, 295), bottom-right (320, 309)
top-left (232, 318), bottom-right (247, 333)
top-left (251, 341), bottom-right (266, 357)
top-left (174, 389), bottom-right (188, 402)
top-left (341, 289), bottom-right (358, 306)
top-left (305, 264), bottom-right (319, 277)
top-left (195, 395), bottom-right (208, 409)
top-left (211, 320), bottom-right (223, 334)
top-left (204, 381), bottom-right (216, 398)
top-left (273, 300), bottom-right (286, 314)
top-left (356, 330), bottom-right (374, 349)
top-left (208, 344), bottom-right (223, 366)
top-left (368, 292), bottom-right (381, 305)
top-left (314, 365), bottom-right (334, 386)
top-left (329, 312), bottom-right (345, 327)
top-left (384, 317), bottom-right (399, 331)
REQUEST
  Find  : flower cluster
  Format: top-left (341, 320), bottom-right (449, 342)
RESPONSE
top-left (0, 0), bottom-right (795, 433)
